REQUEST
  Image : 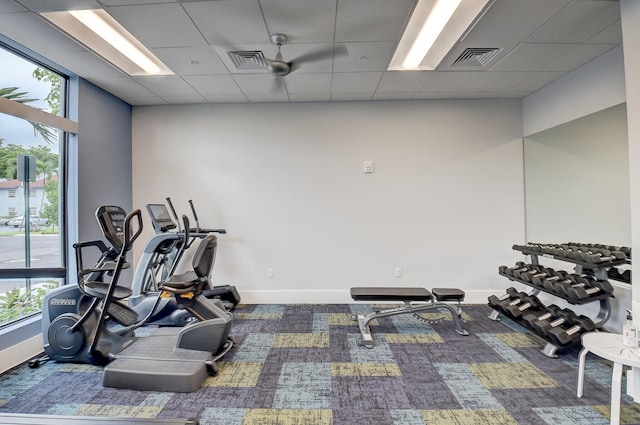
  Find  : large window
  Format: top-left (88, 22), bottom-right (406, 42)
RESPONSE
top-left (0, 45), bottom-right (68, 327)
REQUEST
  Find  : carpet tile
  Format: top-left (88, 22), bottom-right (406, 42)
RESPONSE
top-left (468, 362), bottom-right (559, 389)
top-left (2, 304), bottom-right (640, 424)
top-left (331, 362), bottom-right (402, 377)
top-left (421, 408), bottom-right (518, 425)
top-left (433, 363), bottom-right (503, 409)
top-left (476, 333), bottom-right (527, 362)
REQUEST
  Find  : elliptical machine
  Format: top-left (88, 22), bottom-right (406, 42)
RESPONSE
top-left (37, 207), bottom-right (234, 392)
top-left (127, 198), bottom-right (240, 326)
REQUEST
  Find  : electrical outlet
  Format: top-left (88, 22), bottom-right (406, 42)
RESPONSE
top-left (395, 267), bottom-right (402, 277)
top-left (363, 160), bottom-right (374, 173)
top-left (267, 268), bottom-right (274, 278)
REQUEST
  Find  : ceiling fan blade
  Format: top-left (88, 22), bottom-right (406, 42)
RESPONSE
top-left (271, 76), bottom-right (287, 93)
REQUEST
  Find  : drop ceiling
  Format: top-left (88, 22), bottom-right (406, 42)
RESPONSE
top-left (0, 0), bottom-right (622, 106)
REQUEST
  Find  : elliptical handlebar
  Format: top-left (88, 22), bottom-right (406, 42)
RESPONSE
top-left (123, 209), bottom-right (143, 253)
top-left (181, 214), bottom-right (193, 249)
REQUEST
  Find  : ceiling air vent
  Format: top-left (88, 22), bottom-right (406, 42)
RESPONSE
top-left (452, 47), bottom-right (501, 67)
top-left (228, 51), bottom-right (267, 70)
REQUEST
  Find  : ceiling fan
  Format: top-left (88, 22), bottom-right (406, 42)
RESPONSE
top-left (263, 33), bottom-right (348, 77)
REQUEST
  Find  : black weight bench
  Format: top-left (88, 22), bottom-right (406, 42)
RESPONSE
top-left (350, 287), bottom-right (469, 348)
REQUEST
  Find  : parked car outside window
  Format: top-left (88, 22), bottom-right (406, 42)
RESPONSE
top-left (6, 216), bottom-right (50, 227)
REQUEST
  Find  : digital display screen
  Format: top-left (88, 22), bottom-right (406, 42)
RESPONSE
top-left (148, 204), bottom-right (172, 222)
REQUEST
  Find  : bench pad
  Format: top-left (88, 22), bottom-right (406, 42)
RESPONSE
top-left (350, 287), bottom-right (432, 302)
top-left (432, 288), bottom-right (465, 302)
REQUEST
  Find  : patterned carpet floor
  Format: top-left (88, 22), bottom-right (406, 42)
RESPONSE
top-left (1, 303), bottom-right (639, 424)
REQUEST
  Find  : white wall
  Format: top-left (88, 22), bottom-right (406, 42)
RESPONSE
top-left (523, 46), bottom-right (626, 137)
top-left (132, 99), bottom-right (525, 304)
top-left (621, 1), bottom-right (640, 303)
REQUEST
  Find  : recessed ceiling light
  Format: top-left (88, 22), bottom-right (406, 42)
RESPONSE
top-left (41, 9), bottom-right (173, 77)
top-left (389, 0), bottom-right (493, 71)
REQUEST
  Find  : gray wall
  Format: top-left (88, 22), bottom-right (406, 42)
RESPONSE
top-left (68, 79), bottom-right (133, 283)
top-left (76, 79), bottom-right (132, 242)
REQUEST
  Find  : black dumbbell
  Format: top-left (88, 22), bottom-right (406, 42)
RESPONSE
top-left (564, 277), bottom-right (613, 301)
top-left (551, 273), bottom-right (585, 298)
top-left (554, 276), bottom-right (592, 298)
top-left (531, 309), bottom-right (576, 336)
top-left (521, 268), bottom-right (555, 284)
top-left (512, 265), bottom-right (544, 280)
top-left (504, 295), bottom-right (542, 319)
top-left (522, 304), bottom-right (561, 328)
top-left (488, 288), bottom-right (520, 308)
top-left (498, 262), bottom-right (527, 276)
top-left (493, 292), bottom-right (530, 313)
top-left (547, 315), bottom-right (596, 346)
top-left (534, 271), bottom-right (570, 290)
top-left (580, 249), bottom-right (626, 264)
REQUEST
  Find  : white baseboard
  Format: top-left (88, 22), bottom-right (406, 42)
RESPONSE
top-left (238, 289), bottom-right (495, 305)
top-left (0, 334), bottom-right (43, 374)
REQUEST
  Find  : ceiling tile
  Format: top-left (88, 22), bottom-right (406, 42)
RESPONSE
top-left (373, 92), bottom-right (417, 100)
top-left (133, 75), bottom-right (201, 97)
top-left (285, 73), bottom-right (332, 94)
top-left (490, 43), bottom-right (578, 72)
top-left (499, 91), bottom-right (531, 99)
top-left (414, 92), bottom-right (462, 100)
top-left (335, 0), bottom-right (415, 42)
top-left (232, 74), bottom-right (287, 95)
top-left (527, 0), bottom-right (621, 43)
top-left (465, 71), bottom-right (533, 92)
top-left (246, 93), bottom-right (290, 102)
top-left (125, 97), bottom-right (167, 106)
top-left (152, 47), bottom-right (229, 75)
top-left (161, 94), bottom-right (207, 104)
top-left (260, 0), bottom-right (337, 43)
top-left (420, 72), bottom-right (484, 92)
top-left (183, 0), bottom-right (269, 45)
top-left (182, 75), bottom-right (245, 97)
top-left (331, 72), bottom-right (382, 93)
top-left (0, 1), bottom-right (27, 13)
top-left (0, 12), bottom-right (85, 54)
top-left (288, 93), bottom-right (331, 102)
top-left (542, 43), bottom-right (617, 72)
top-left (44, 50), bottom-right (125, 79)
top-left (587, 20), bottom-right (622, 44)
top-left (107, 3), bottom-right (207, 48)
top-left (200, 94), bottom-right (248, 103)
top-left (100, 0), bottom-right (176, 5)
top-left (509, 71), bottom-right (566, 92)
top-left (462, 0), bottom-right (572, 44)
top-left (330, 93), bottom-right (373, 101)
top-left (332, 42), bottom-right (396, 72)
top-left (87, 77), bottom-right (155, 99)
top-left (458, 92), bottom-right (502, 99)
top-left (15, 0), bottom-right (101, 12)
top-left (376, 71), bottom-right (430, 93)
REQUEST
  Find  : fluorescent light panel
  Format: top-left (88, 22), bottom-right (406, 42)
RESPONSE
top-left (389, 0), bottom-right (492, 71)
top-left (41, 9), bottom-right (173, 76)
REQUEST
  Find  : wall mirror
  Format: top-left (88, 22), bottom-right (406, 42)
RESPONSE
top-left (524, 103), bottom-right (630, 248)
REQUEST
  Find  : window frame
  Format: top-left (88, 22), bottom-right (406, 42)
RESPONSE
top-left (0, 42), bottom-right (75, 312)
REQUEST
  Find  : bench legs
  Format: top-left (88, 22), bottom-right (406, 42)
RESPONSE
top-left (353, 300), bottom-right (469, 348)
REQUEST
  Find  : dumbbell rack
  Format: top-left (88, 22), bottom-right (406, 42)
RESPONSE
top-left (491, 243), bottom-right (625, 358)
